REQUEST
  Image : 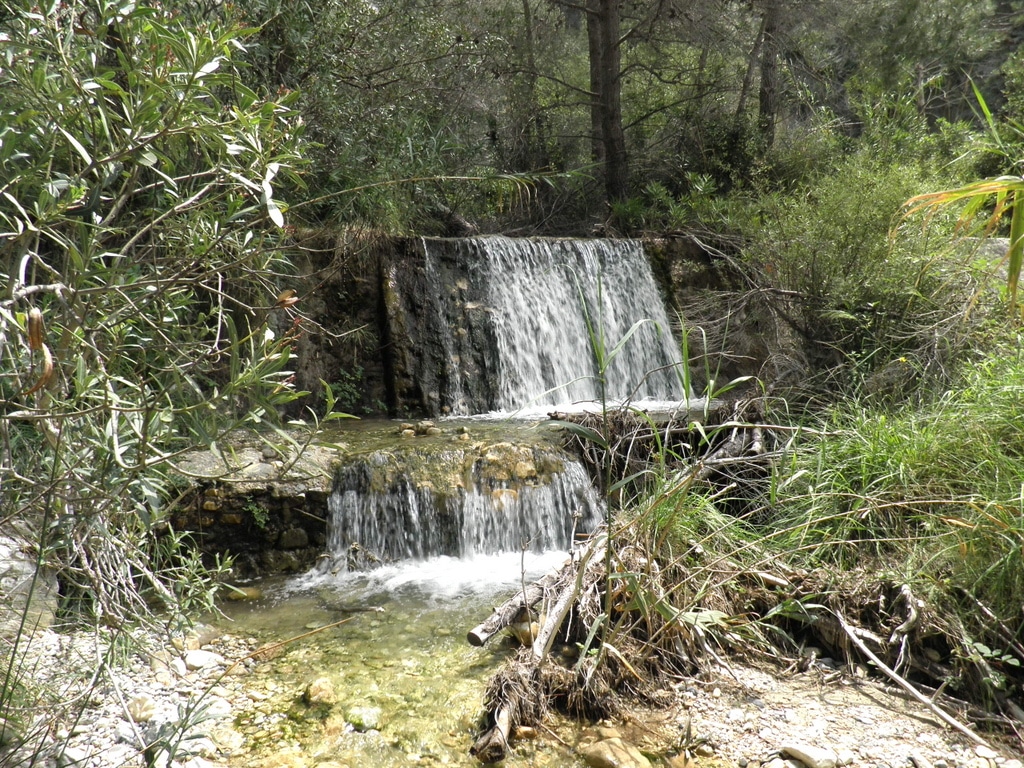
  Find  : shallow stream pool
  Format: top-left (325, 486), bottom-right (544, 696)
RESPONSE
top-left (216, 552), bottom-right (589, 767)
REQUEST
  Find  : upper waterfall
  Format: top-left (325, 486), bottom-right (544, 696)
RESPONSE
top-left (396, 237), bottom-right (688, 416)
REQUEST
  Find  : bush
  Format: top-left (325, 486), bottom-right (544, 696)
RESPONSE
top-left (770, 336), bottom-right (1024, 622)
top-left (0, 0), bottom-right (304, 638)
top-left (737, 129), bottom-right (985, 396)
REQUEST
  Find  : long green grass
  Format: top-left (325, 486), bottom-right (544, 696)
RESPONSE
top-left (770, 336), bottom-right (1024, 621)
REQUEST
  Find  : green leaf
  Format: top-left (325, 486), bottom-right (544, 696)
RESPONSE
top-left (56, 125), bottom-right (92, 167)
top-left (548, 419), bottom-right (610, 449)
top-left (607, 319), bottom-right (652, 364)
top-left (1008, 190), bottom-right (1024, 317)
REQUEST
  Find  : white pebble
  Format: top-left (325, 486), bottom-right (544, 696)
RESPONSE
top-left (184, 649), bottom-right (225, 670)
top-left (781, 743), bottom-right (838, 768)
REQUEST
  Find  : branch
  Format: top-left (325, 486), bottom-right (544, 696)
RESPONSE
top-left (833, 610), bottom-right (992, 749)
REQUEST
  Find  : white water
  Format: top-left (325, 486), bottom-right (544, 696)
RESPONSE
top-left (323, 457), bottom-right (602, 569)
top-left (421, 236), bottom-right (689, 414)
top-left (461, 396), bottom-right (710, 422)
top-left (311, 238), bottom-right (684, 584)
top-left (289, 548), bottom-right (572, 602)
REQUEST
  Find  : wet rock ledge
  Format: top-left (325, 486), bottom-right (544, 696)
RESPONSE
top-left (168, 420), bottom-right (589, 580)
top-left (169, 430), bottom-right (340, 579)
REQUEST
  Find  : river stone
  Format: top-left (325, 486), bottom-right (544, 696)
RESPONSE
top-left (347, 705), bottom-right (382, 732)
top-left (303, 677), bottom-right (337, 706)
top-left (581, 737), bottom-right (652, 768)
top-left (184, 649), bottom-right (226, 670)
top-left (0, 535), bottom-right (58, 638)
top-left (56, 746), bottom-right (90, 767)
top-left (127, 694), bottom-right (157, 722)
top-left (225, 586), bottom-right (263, 601)
top-left (513, 460), bottom-right (536, 478)
top-left (782, 743), bottom-right (838, 768)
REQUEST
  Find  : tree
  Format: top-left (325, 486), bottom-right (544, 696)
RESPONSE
top-left (0, 0), bottom-right (305, 626)
top-left (587, 0), bottom-right (628, 204)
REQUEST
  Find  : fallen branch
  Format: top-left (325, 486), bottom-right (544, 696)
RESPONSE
top-left (470, 705), bottom-right (511, 763)
top-left (833, 610), bottom-right (992, 749)
top-left (468, 532), bottom-right (610, 763)
top-left (533, 533), bottom-right (606, 661)
top-left (467, 570), bottom-right (559, 647)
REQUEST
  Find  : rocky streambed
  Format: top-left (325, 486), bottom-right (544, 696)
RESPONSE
top-left (5, 415), bottom-right (1023, 768)
top-left (4, 559), bottom-right (1020, 768)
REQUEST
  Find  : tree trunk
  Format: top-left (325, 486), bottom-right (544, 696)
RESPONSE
top-left (757, 0), bottom-right (781, 149)
top-left (736, 14), bottom-right (767, 121)
top-left (587, 0), bottom-right (628, 205)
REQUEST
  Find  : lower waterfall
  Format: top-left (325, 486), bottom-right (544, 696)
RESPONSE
top-left (320, 436), bottom-right (604, 573)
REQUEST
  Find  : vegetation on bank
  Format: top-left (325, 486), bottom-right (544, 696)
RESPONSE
top-left (3, 0), bottom-right (1024, 762)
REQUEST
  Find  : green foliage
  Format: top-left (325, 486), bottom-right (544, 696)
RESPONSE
top-left (0, 0), bottom-right (305, 624)
top-left (233, 0), bottom-right (498, 228)
top-left (244, 498), bottom-right (271, 530)
top-left (838, 0), bottom-right (998, 96)
top-left (1000, 47), bottom-right (1024, 127)
top-left (771, 338), bottom-right (1024, 623)
top-left (0, 3), bottom-right (310, 758)
top-left (738, 116), bottom-right (981, 392)
top-left (611, 175), bottom-right (729, 234)
top-left (905, 85), bottom-right (1024, 319)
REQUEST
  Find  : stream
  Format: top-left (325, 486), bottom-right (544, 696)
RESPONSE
top-left (216, 552), bottom-right (590, 767)
top-left (205, 236), bottom-right (693, 766)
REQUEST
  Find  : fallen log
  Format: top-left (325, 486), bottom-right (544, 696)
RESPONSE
top-left (466, 570), bottom-right (560, 647)
top-left (469, 705), bottom-right (512, 763)
top-left (533, 533), bottom-right (606, 660)
top-left (469, 531), bottom-right (610, 763)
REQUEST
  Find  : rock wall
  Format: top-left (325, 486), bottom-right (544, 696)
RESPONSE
top-left (170, 422), bottom-right (604, 579)
top-left (277, 231), bottom-right (698, 420)
top-left (645, 234), bottom-right (775, 393)
top-left (275, 230), bottom-right (394, 419)
top-left (381, 238), bottom-right (501, 416)
top-left (169, 439), bottom-right (339, 578)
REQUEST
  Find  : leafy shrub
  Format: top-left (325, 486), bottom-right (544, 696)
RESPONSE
top-left (738, 131), bottom-right (982, 395)
top-left (0, 0), bottom-right (304, 627)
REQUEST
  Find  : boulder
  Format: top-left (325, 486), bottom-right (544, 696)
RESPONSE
top-left (303, 677), bottom-right (337, 706)
top-left (346, 705), bottom-right (382, 732)
top-left (581, 737), bottom-right (652, 768)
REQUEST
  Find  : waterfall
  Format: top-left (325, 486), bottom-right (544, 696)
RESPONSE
top-left (317, 236), bottom-right (686, 575)
top-left (415, 236), bottom-right (687, 414)
top-left (323, 444), bottom-right (604, 571)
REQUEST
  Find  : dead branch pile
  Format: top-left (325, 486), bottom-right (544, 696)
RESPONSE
top-left (549, 398), bottom-right (780, 516)
top-left (468, 521), bottom-right (1024, 761)
top-left (466, 398), bottom-right (1023, 761)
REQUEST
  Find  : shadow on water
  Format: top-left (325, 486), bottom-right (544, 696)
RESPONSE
top-left (215, 552), bottom-right (589, 767)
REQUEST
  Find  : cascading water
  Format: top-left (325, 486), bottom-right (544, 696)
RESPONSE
top-left (326, 453), bottom-right (601, 565)
top-left (315, 434), bottom-right (604, 577)
top-left (483, 237), bottom-right (684, 411)
top-left (317, 238), bottom-right (685, 578)
top-left (416, 236), bottom-right (688, 415)
top-left (227, 239), bottom-right (694, 768)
